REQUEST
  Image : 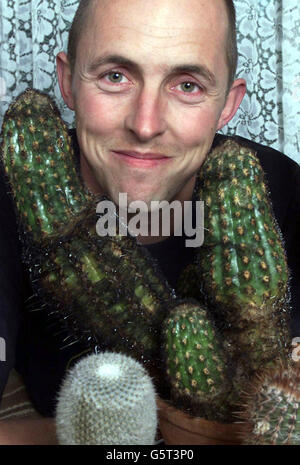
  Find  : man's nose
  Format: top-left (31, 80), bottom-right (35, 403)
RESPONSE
top-left (124, 87), bottom-right (167, 142)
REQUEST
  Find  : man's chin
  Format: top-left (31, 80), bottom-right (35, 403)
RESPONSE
top-left (108, 189), bottom-right (162, 208)
top-left (117, 192), bottom-right (160, 212)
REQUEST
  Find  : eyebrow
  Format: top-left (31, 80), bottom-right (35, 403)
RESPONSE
top-left (87, 54), bottom-right (217, 87)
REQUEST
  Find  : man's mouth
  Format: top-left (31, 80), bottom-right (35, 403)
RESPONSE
top-left (111, 150), bottom-right (171, 167)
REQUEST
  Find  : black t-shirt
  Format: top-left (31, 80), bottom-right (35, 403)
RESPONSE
top-left (0, 131), bottom-right (299, 416)
top-left (0, 169), bottom-right (23, 398)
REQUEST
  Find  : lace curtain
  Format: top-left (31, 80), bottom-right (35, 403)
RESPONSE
top-left (0, 0), bottom-right (299, 164)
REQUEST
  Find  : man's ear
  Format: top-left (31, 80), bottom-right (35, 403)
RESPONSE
top-left (217, 78), bottom-right (247, 130)
top-left (56, 51), bottom-right (75, 110)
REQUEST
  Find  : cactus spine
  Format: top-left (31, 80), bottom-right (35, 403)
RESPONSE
top-left (55, 352), bottom-right (158, 445)
top-left (237, 362), bottom-right (300, 445)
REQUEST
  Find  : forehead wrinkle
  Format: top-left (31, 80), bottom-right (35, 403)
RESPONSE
top-left (84, 0), bottom-right (229, 45)
top-left (89, 22), bottom-right (195, 46)
top-left (96, 0), bottom-right (228, 35)
top-left (83, 15), bottom-right (226, 60)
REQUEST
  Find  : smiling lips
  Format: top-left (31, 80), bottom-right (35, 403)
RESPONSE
top-left (112, 150), bottom-right (171, 166)
top-left (113, 150), bottom-right (168, 159)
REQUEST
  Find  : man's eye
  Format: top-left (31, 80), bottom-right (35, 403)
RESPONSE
top-left (179, 82), bottom-right (200, 93)
top-left (106, 72), bottom-right (126, 83)
top-left (98, 71), bottom-right (131, 92)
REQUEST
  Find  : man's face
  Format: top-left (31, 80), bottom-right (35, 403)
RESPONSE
top-left (61, 0), bottom-right (244, 207)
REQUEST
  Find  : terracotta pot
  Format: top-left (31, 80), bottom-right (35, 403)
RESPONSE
top-left (157, 397), bottom-right (244, 445)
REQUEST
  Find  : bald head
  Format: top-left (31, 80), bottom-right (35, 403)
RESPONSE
top-left (67, 0), bottom-right (238, 90)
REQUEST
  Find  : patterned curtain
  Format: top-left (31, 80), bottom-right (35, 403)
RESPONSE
top-left (0, 0), bottom-right (299, 164)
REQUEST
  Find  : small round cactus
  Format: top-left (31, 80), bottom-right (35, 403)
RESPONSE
top-left (237, 361), bottom-right (300, 445)
top-left (55, 352), bottom-right (158, 445)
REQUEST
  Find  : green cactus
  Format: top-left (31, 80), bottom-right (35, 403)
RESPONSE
top-left (33, 208), bottom-right (175, 367)
top-left (1, 88), bottom-right (93, 242)
top-left (0, 89), bottom-right (176, 372)
top-left (1, 90), bottom-right (294, 429)
top-left (55, 351), bottom-right (158, 445)
top-left (237, 361), bottom-right (300, 445)
top-left (162, 299), bottom-right (233, 422)
top-left (190, 139), bottom-right (291, 391)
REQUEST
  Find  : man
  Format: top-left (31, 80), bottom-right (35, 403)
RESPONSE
top-left (56, 0), bottom-right (246, 230)
top-left (0, 0), bottom-right (299, 444)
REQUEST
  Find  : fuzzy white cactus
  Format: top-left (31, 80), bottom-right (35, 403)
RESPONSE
top-left (55, 351), bottom-right (158, 445)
